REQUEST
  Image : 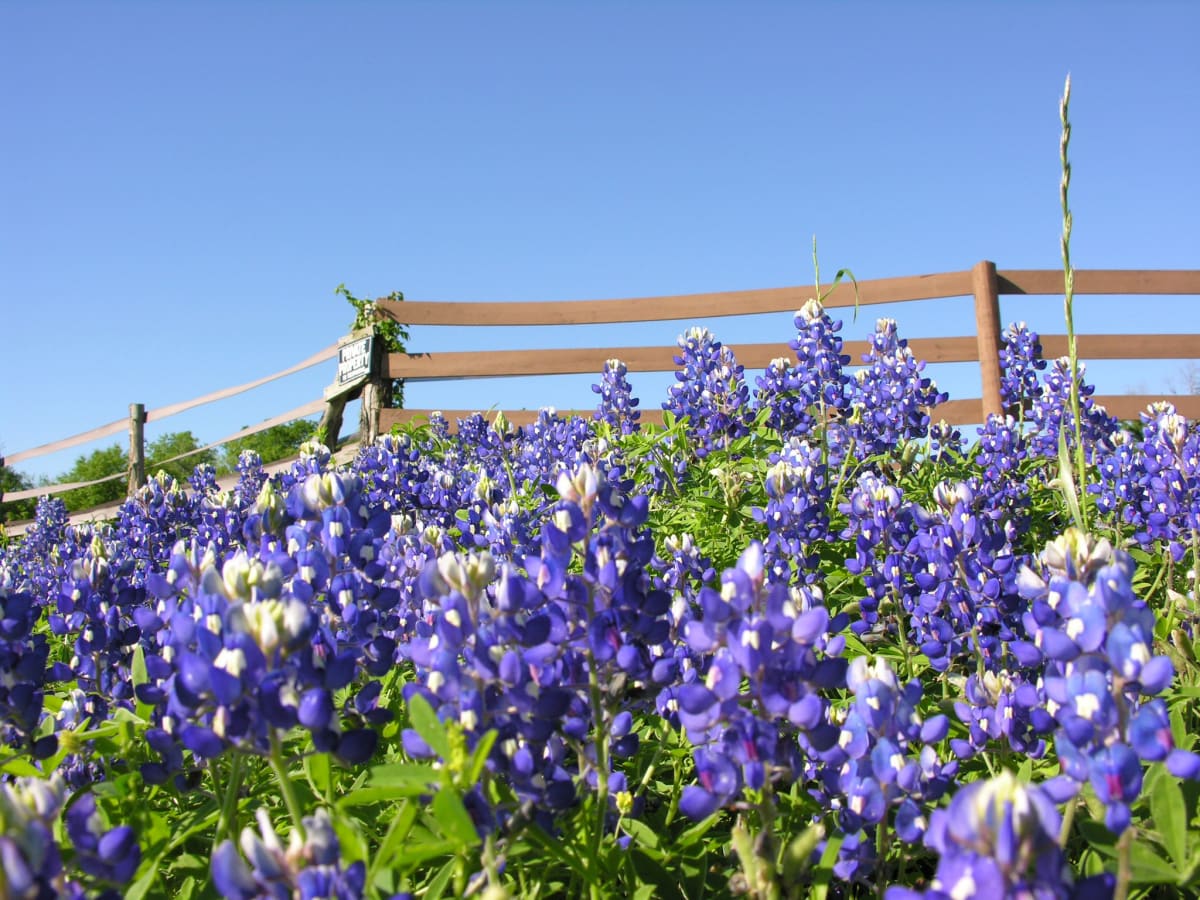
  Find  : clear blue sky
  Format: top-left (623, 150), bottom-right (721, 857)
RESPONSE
top-left (3, 2), bottom-right (1198, 482)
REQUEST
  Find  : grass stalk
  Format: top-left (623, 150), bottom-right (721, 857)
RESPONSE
top-left (1060, 74), bottom-right (1089, 529)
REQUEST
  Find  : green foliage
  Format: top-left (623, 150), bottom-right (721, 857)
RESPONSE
top-left (146, 431), bottom-right (217, 485)
top-left (31, 431), bottom-right (217, 515)
top-left (336, 284), bottom-right (411, 410)
top-left (57, 443), bottom-right (127, 511)
top-left (217, 419), bottom-right (318, 474)
top-left (0, 465), bottom-right (37, 523)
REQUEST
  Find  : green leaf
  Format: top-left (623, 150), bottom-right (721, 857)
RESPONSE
top-left (132, 644), bottom-right (148, 688)
top-left (305, 752), bottom-right (331, 800)
top-left (391, 837), bottom-right (459, 868)
top-left (1017, 756), bottom-right (1033, 783)
top-left (1056, 429), bottom-right (1084, 531)
top-left (622, 817), bottom-right (662, 852)
top-left (331, 812), bottom-right (370, 866)
top-left (432, 787), bottom-right (480, 849)
top-left (338, 778), bottom-right (432, 808)
top-left (365, 761), bottom-right (438, 790)
top-left (369, 800), bottom-right (419, 880)
top-left (407, 693), bottom-right (451, 759)
top-left (127, 804), bottom-right (223, 900)
top-left (0, 756), bottom-right (41, 777)
top-left (627, 849), bottom-right (679, 896)
top-left (422, 859), bottom-right (457, 900)
top-left (465, 730), bottom-right (498, 785)
top-left (125, 863), bottom-right (160, 900)
top-left (1151, 773), bottom-right (1188, 867)
top-left (811, 830), bottom-right (844, 900)
top-left (782, 822), bottom-right (825, 883)
top-left (676, 811), bottom-right (723, 850)
top-left (1129, 840), bottom-right (1182, 884)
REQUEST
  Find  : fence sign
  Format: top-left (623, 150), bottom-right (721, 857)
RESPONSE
top-left (327, 334), bottom-right (375, 398)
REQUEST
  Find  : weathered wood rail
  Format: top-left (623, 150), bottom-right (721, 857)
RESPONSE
top-left (374, 261), bottom-right (1200, 433)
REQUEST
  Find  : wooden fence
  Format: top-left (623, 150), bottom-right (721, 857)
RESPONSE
top-left (3, 260), bottom-right (1198, 533)
top-left (374, 261), bottom-right (1200, 432)
top-left (0, 345), bottom-right (342, 533)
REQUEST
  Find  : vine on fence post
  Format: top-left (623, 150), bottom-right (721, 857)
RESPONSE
top-left (335, 285), bottom-right (411, 445)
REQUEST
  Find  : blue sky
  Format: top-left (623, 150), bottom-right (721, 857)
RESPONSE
top-left (3, 2), bottom-right (1198, 482)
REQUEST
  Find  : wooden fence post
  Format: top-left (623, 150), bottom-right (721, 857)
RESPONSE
top-left (972, 260), bottom-right (1004, 420)
top-left (358, 334), bottom-right (391, 446)
top-left (128, 403), bottom-right (146, 494)
top-left (318, 397), bottom-right (346, 455)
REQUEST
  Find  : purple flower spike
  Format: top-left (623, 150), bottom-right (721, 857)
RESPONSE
top-left (65, 792), bottom-right (142, 885)
top-left (901, 772), bottom-right (1085, 898)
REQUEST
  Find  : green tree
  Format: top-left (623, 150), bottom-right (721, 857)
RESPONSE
top-left (217, 419), bottom-right (317, 474)
top-left (57, 444), bottom-right (126, 512)
top-left (146, 431), bottom-right (216, 484)
top-left (0, 465), bottom-right (37, 523)
top-left (52, 431), bottom-right (216, 513)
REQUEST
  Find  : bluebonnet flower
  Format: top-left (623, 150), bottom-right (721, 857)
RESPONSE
top-left (663, 327), bottom-right (752, 457)
top-left (951, 669), bottom-right (1052, 761)
top-left (211, 808), bottom-right (365, 900)
top-left (0, 581), bottom-right (60, 759)
top-left (813, 656), bottom-right (956, 883)
top-left (926, 419), bottom-right (964, 465)
top-left (64, 792), bottom-right (141, 886)
top-left (840, 472), bottom-right (917, 639)
top-left (1029, 357), bottom-right (1115, 462)
top-left (998, 321), bottom-right (1046, 412)
top-left (0, 775), bottom-right (70, 897)
top-left (663, 542), bottom-right (846, 821)
top-left (973, 415), bottom-right (1036, 532)
top-left (846, 317), bottom-right (946, 458)
top-left (1012, 529), bottom-right (1200, 832)
top-left (511, 409), bottom-right (594, 491)
top-left (593, 358), bottom-right (641, 435)
top-left (754, 356), bottom-right (807, 436)
top-left (396, 462), bottom-right (673, 826)
top-left (771, 297), bottom-right (853, 436)
top-left (885, 772), bottom-right (1113, 900)
top-left (1122, 405), bottom-right (1200, 562)
top-left (905, 479), bottom-right (1026, 673)
top-left (752, 438), bottom-right (830, 583)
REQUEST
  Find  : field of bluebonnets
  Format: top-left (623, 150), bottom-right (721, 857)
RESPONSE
top-left (4, 282), bottom-right (1200, 900)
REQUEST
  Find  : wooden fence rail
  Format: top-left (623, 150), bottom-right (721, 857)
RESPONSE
top-left (374, 260), bottom-right (1200, 434)
top-left (1, 345), bottom-right (338, 532)
top-left (4, 260), bottom-right (1199, 534)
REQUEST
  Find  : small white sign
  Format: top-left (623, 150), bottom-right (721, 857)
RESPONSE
top-left (337, 336), bottom-right (374, 387)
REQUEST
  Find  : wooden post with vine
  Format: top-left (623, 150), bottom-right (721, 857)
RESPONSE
top-left (321, 286), bottom-right (410, 452)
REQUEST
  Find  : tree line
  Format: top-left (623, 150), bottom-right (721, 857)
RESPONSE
top-left (1, 419), bottom-right (318, 523)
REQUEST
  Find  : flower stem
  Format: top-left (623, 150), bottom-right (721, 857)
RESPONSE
top-left (269, 730), bottom-right (306, 840)
top-left (217, 751), bottom-right (244, 847)
top-left (1058, 795), bottom-right (1076, 846)
top-left (1115, 827), bottom-right (1132, 900)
